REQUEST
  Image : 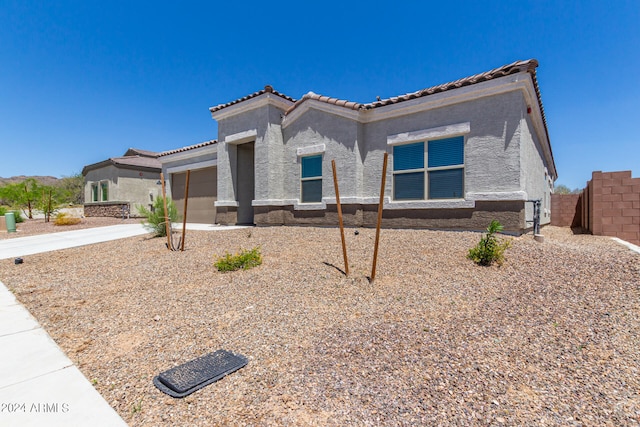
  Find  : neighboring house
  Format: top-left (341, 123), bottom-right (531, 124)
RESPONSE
top-left (158, 140), bottom-right (218, 224)
top-left (82, 148), bottom-right (162, 217)
top-left (207, 59), bottom-right (556, 233)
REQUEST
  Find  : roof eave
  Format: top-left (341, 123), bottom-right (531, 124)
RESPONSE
top-left (209, 85), bottom-right (296, 119)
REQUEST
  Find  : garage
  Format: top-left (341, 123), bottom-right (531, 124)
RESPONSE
top-left (171, 167), bottom-right (217, 224)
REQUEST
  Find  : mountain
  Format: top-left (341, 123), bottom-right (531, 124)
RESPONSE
top-left (0, 176), bottom-right (60, 186)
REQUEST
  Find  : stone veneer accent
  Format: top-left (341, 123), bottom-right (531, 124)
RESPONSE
top-left (84, 202), bottom-right (135, 218)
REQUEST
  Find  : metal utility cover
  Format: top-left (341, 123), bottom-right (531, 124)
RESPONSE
top-left (153, 350), bottom-right (248, 398)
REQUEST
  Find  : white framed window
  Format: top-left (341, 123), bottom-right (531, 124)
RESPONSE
top-left (393, 136), bottom-right (464, 200)
top-left (300, 154), bottom-right (322, 203)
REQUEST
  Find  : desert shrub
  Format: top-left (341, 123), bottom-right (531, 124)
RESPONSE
top-left (12, 210), bottom-right (24, 223)
top-left (215, 247), bottom-right (262, 272)
top-left (468, 220), bottom-right (511, 266)
top-left (54, 212), bottom-right (81, 226)
top-left (137, 197), bottom-right (180, 237)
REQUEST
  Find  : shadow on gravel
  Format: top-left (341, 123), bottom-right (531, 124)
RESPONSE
top-left (322, 261), bottom-right (346, 276)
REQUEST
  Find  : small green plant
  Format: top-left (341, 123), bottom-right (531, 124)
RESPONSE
top-left (0, 207), bottom-right (24, 223)
top-left (12, 211), bottom-right (24, 223)
top-left (468, 220), bottom-right (511, 266)
top-left (215, 247), bottom-right (262, 272)
top-left (54, 212), bottom-right (81, 226)
top-left (137, 197), bottom-right (179, 237)
top-left (131, 398), bottom-right (143, 414)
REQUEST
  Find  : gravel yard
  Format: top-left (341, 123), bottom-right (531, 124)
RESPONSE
top-left (1, 223), bottom-right (639, 426)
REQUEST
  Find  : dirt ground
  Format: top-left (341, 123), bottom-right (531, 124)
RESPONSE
top-left (1, 224), bottom-right (639, 426)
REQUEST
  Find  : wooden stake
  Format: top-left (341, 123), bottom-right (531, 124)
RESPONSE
top-left (47, 189), bottom-right (52, 223)
top-left (370, 152), bottom-right (388, 282)
top-left (160, 173), bottom-right (172, 250)
top-left (180, 170), bottom-right (191, 251)
top-left (42, 189), bottom-right (46, 222)
top-left (331, 160), bottom-right (349, 276)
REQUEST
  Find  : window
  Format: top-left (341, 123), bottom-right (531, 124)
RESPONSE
top-left (301, 155), bottom-right (322, 203)
top-left (393, 136), bottom-right (464, 200)
top-left (100, 181), bottom-right (108, 201)
top-left (91, 184), bottom-right (98, 202)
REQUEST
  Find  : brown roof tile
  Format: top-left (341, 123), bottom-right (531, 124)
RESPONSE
top-left (124, 148), bottom-right (159, 158)
top-left (159, 140), bottom-right (218, 157)
top-left (284, 59), bottom-right (542, 116)
top-left (206, 60), bottom-right (553, 175)
top-left (281, 59), bottom-right (553, 176)
top-left (282, 59), bottom-right (550, 158)
top-left (362, 59), bottom-right (540, 109)
top-left (110, 156), bottom-right (161, 169)
top-left (82, 155), bottom-right (161, 175)
top-left (209, 85), bottom-right (296, 114)
top-left (285, 92), bottom-right (363, 115)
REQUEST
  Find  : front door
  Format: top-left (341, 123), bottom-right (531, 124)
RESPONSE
top-left (236, 142), bottom-right (255, 224)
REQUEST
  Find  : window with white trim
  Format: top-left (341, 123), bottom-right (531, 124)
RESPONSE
top-left (393, 136), bottom-right (464, 200)
top-left (300, 154), bottom-right (322, 203)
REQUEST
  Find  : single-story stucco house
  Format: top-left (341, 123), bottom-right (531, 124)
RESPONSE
top-left (158, 140), bottom-right (218, 224)
top-left (205, 59), bottom-right (556, 233)
top-left (82, 148), bottom-right (162, 217)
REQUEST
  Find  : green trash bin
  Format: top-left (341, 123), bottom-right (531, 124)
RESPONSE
top-left (5, 212), bottom-right (16, 233)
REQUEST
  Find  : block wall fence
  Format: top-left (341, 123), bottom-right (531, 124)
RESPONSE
top-left (551, 171), bottom-right (640, 245)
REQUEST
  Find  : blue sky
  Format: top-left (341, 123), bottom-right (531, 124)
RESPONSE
top-left (0, 1), bottom-right (638, 190)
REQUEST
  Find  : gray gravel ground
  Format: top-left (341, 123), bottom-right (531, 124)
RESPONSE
top-left (1, 224), bottom-right (639, 426)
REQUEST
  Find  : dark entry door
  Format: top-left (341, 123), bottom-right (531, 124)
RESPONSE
top-left (236, 142), bottom-right (255, 224)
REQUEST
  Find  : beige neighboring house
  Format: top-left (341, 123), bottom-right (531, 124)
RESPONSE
top-left (82, 148), bottom-right (162, 217)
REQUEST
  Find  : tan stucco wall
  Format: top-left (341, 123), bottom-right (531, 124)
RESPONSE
top-left (84, 165), bottom-right (161, 215)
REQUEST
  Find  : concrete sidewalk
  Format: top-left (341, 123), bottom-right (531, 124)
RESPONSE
top-left (0, 223), bottom-right (248, 425)
top-left (0, 224), bottom-right (148, 260)
top-left (0, 282), bottom-right (128, 426)
top-left (0, 223), bottom-right (248, 260)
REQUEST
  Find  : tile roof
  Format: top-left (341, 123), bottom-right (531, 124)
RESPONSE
top-left (284, 59), bottom-right (543, 116)
top-left (82, 155), bottom-right (161, 175)
top-left (124, 148), bottom-right (159, 158)
top-left (287, 91), bottom-right (363, 113)
top-left (210, 60), bottom-right (544, 121)
top-left (110, 155), bottom-right (161, 169)
top-left (281, 59), bottom-right (551, 167)
top-left (209, 85), bottom-right (296, 114)
top-left (362, 59), bottom-right (540, 109)
top-left (206, 60), bottom-right (552, 174)
top-left (159, 140), bottom-right (217, 157)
